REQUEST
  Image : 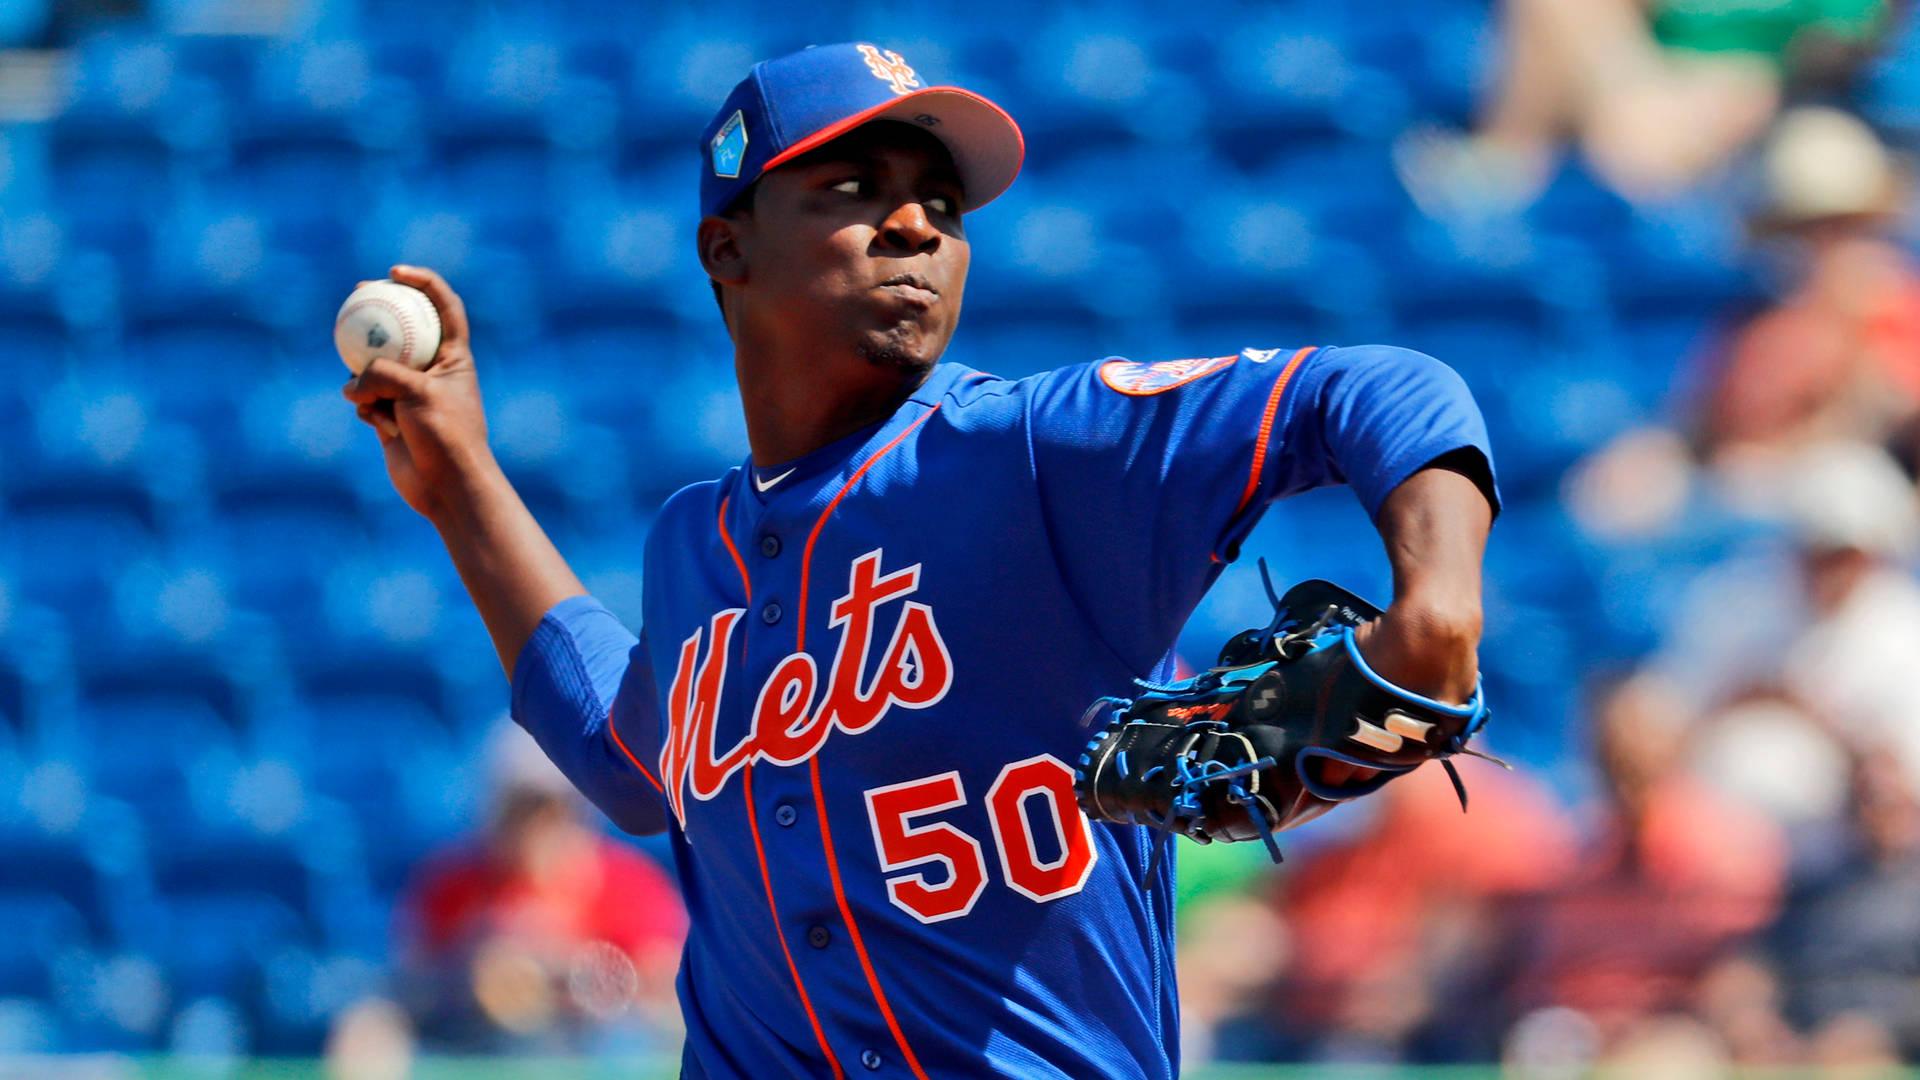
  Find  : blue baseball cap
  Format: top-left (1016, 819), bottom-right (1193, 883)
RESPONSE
top-left (698, 42), bottom-right (1025, 219)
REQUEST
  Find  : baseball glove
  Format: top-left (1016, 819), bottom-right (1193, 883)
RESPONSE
top-left (1073, 563), bottom-right (1502, 880)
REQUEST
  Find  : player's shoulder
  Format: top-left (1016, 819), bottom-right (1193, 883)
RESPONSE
top-left (1303, 342), bottom-right (1474, 394)
top-left (1313, 342), bottom-right (1448, 368)
top-left (646, 474), bottom-right (733, 553)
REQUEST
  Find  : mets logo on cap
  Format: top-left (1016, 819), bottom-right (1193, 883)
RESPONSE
top-left (857, 44), bottom-right (920, 95)
top-left (1099, 356), bottom-right (1239, 396)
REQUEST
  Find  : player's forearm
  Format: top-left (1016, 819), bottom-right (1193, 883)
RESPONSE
top-left (426, 462), bottom-right (589, 679)
top-left (1364, 465), bottom-right (1491, 703)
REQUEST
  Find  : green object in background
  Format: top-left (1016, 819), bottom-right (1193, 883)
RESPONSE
top-left (1175, 840), bottom-right (1281, 915)
top-left (1652, 0), bottom-right (1890, 60)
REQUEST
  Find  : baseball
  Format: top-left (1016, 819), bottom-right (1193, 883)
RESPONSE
top-left (334, 280), bottom-right (443, 374)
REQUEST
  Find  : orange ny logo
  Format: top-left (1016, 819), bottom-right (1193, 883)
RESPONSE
top-left (857, 44), bottom-right (920, 95)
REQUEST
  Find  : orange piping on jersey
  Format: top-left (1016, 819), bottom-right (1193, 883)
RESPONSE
top-left (811, 755), bottom-right (930, 1080)
top-left (793, 405), bottom-right (942, 1080)
top-left (1233, 347), bottom-right (1315, 520)
top-left (722, 495), bottom-right (843, 1073)
top-left (795, 405), bottom-right (941, 652)
top-left (605, 711), bottom-right (665, 792)
top-left (746, 766), bottom-right (846, 1079)
top-left (718, 496), bottom-right (752, 598)
top-left (610, 496), bottom-right (755, 793)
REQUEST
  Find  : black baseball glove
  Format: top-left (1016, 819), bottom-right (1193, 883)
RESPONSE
top-left (1073, 563), bottom-right (1502, 879)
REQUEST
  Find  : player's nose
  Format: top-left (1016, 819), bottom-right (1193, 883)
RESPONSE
top-left (878, 200), bottom-right (941, 256)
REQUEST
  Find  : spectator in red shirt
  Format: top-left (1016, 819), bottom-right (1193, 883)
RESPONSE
top-left (1509, 673), bottom-right (1785, 1040)
top-left (396, 728), bottom-right (687, 1053)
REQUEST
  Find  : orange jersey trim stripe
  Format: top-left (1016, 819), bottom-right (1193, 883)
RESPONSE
top-left (811, 755), bottom-right (931, 1080)
top-left (746, 766), bottom-right (846, 1079)
top-left (793, 405), bottom-right (943, 1080)
top-left (718, 495), bottom-right (752, 598)
top-left (795, 406), bottom-right (941, 652)
top-left (1232, 347), bottom-right (1315, 520)
top-left (605, 711), bottom-right (665, 793)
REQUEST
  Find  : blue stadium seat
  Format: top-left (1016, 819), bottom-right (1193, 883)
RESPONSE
top-left (252, 947), bottom-right (384, 1055)
top-left (167, 33), bottom-right (260, 105)
top-left (1862, 20), bottom-right (1920, 139)
top-left (152, 834), bottom-right (326, 927)
top-left (1245, 141), bottom-right (1417, 251)
top-left (150, 892), bottom-right (303, 1002)
top-left (120, 312), bottom-right (285, 420)
top-left (0, 894), bottom-right (86, 999)
top-left (229, 126), bottom-right (371, 230)
top-left (0, 285), bottom-right (74, 385)
top-left (3, 505), bottom-right (154, 630)
top-left (0, 831), bottom-right (126, 944)
top-left (1609, 219), bottom-right (1751, 325)
top-left (618, 27), bottom-right (766, 160)
top-left (80, 697), bottom-right (236, 826)
top-left (1525, 163), bottom-right (1636, 249)
top-left (203, 467), bottom-right (372, 628)
top-left (47, 121), bottom-right (173, 236)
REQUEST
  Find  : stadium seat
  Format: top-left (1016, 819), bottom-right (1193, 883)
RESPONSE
top-left (79, 696), bottom-right (236, 827)
top-left (0, 894), bottom-right (86, 999)
top-left (1862, 19), bottom-right (1920, 139)
top-left (0, 286), bottom-right (75, 386)
top-left (3, 505), bottom-right (155, 633)
top-left (148, 891), bottom-right (304, 1002)
top-left (0, 832), bottom-right (127, 944)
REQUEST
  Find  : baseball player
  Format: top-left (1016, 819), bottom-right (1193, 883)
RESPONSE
top-left (343, 42), bottom-right (1497, 1080)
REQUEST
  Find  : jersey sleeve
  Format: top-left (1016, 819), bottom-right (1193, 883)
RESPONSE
top-left (1026, 344), bottom-right (1497, 668)
top-left (509, 595), bottom-right (671, 836)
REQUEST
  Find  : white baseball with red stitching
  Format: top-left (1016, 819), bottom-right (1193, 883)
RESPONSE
top-left (334, 281), bottom-right (443, 374)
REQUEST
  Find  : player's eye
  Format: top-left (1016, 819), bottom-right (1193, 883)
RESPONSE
top-left (830, 178), bottom-right (863, 196)
top-left (925, 194), bottom-right (957, 216)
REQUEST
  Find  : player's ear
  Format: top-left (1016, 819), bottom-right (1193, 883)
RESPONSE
top-left (697, 215), bottom-right (749, 288)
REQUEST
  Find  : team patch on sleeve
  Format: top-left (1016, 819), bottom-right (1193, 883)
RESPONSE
top-left (1098, 355), bottom-right (1239, 396)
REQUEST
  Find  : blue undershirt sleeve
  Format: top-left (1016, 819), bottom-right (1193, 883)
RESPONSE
top-left (509, 595), bottom-right (670, 836)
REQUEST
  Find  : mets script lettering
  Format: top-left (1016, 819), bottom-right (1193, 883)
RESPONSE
top-left (661, 549), bottom-right (953, 824)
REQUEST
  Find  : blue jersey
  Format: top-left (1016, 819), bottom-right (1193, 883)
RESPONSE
top-left (511, 345), bottom-right (1495, 1079)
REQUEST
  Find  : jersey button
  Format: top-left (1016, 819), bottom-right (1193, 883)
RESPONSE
top-left (759, 534), bottom-right (781, 558)
top-left (774, 803), bottom-right (798, 827)
top-left (860, 1050), bottom-right (883, 1070)
top-left (806, 925), bottom-right (831, 949)
top-left (761, 602), bottom-right (782, 625)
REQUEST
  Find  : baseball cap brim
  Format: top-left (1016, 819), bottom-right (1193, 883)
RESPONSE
top-left (759, 86), bottom-right (1025, 213)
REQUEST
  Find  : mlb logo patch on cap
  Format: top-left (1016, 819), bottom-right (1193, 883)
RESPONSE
top-left (711, 110), bottom-right (747, 179)
top-left (697, 42), bottom-right (1025, 219)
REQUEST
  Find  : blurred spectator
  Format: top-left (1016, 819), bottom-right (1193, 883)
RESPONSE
top-left (390, 726), bottom-right (686, 1055)
top-left (1568, 110), bottom-right (1919, 543)
top-left (1655, 443), bottom-right (1920, 795)
top-left (1595, 1012), bottom-right (1733, 1079)
top-left (1701, 108), bottom-right (1920, 471)
top-left (1768, 747), bottom-right (1920, 1056)
top-left (1398, 0), bottom-right (1893, 211)
top-left (1692, 954), bottom-right (1803, 1066)
top-left (1506, 673), bottom-right (1785, 1041)
top-left (1200, 763), bottom-right (1576, 1063)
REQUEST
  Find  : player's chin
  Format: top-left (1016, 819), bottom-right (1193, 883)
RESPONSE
top-left (856, 318), bottom-right (951, 375)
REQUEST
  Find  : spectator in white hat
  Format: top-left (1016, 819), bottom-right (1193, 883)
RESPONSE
top-left (1700, 108), bottom-right (1920, 471)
